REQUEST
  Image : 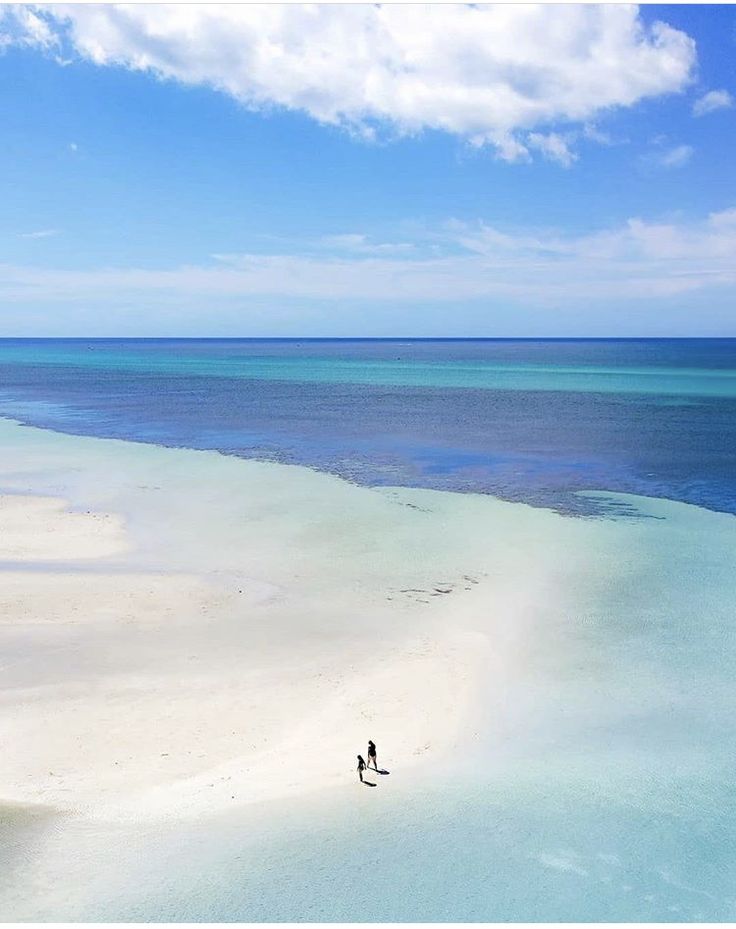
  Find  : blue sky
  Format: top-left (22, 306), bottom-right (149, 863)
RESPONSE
top-left (1, 4), bottom-right (735, 336)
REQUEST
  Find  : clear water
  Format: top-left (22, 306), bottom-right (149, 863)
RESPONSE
top-left (4, 475), bottom-right (735, 923)
top-left (1, 338), bottom-right (736, 515)
top-left (1, 339), bottom-right (735, 922)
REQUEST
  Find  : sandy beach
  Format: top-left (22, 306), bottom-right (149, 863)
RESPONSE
top-left (0, 417), bottom-right (503, 824)
top-left (2, 417), bottom-right (735, 921)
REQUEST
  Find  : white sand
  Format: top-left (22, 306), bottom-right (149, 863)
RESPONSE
top-left (0, 418), bottom-right (534, 823)
top-left (0, 494), bottom-right (128, 560)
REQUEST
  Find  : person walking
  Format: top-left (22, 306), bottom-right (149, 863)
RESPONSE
top-left (357, 754), bottom-right (367, 783)
top-left (367, 740), bottom-right (378, 771)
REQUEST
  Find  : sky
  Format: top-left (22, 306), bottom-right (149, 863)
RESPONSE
top-left (0, 2), bottom-right (735, 337)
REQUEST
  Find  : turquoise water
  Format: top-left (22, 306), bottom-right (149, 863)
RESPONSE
top-left (14, 772), bottom-right (736, 922)
top-left (96, 495), bottom-right (736, 922)
top-left (2, 341), bottom-right (736, 396)
top-left (1, 338), bottom-right (736, 515)
top-left (1, 341), bottom-right (735, 921)
top-left (3, 467), bottom-right (734, 922)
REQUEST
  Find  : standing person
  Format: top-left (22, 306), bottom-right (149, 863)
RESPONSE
top-left (357, 754), bottom-right (367, 783)
top-left (367, 740), bottom-right (378, 771)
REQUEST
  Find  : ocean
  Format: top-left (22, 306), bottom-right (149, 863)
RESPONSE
top-left (1, 338), bottom-right (735, 922)
top-left (1, 337), bottom-right (735, 515)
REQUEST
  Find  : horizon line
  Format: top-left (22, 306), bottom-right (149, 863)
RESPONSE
top-left (2, 336), bottom-right (736, 342)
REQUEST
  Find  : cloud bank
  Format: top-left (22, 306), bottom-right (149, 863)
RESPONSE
top-left (2, 209), bottom-right (735, 312)
top-left (1, 3), bottom-right (696, 161)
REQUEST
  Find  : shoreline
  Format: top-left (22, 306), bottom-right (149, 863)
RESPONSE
top-left (0, 418), bottom-right (496, 824)
top-left (2, 417), bottom-right (736, 921)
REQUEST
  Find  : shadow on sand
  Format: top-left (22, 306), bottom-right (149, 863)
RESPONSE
top-left (362, 780), bottom-right (377, 787)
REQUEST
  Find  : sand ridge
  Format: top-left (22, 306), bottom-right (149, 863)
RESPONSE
top-left (0, 420), bottom-right (500, 823)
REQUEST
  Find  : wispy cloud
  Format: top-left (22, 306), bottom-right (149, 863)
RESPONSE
top-left (693, 89), bottom-right (733, 117)
top-left (18, 229), bottom-right (59, 239)
top-left (642, 143), bottom-right (694, 170)
top-left (0, 4), bottom-right (696, 164)
top-left (2, 209), bottom-right (735, 313)
top-left (527, 132), bottom-right (578, 168)
top-left (314, 234), bottom-right (415, 255)
top-left (659, 144), bottom-right (694, 168)
top-left (582, 124), bottom-right (614, 146)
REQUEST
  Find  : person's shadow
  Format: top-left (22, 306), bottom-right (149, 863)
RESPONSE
top-left (362, 780), bottom-right (377, 787)
top-left (376, 769), bottom-right (390, 775)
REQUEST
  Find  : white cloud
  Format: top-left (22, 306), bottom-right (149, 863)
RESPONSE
top-left (443, 209), bottom-right (736, 274)
top-left (655, 143), bottom-right (694, 169)
top-left (708, 207), bottom-right (736, 228)
top-left (0, 5), bottom-right (56, 49)
top-left (2, 209), bottom-right (735, 310)
top-left (660, 144), bottom-right (694, 168)
top-left (527, 132), bottom-right (577, 168)
top-left (692, 88), bottom-right (733, 117)
top-left (315, 234), bottom-right (415, 255)
top-left (1, 4), bottom-right (697, 163)
top-left (18, 228), bottom-right (58, 239)
top-left (582, 124), bottom-right (614, 146)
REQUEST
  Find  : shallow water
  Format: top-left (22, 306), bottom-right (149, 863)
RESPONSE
top-left (1, 340), bottom-right (735, 921)
top-left (111, 493), bottom-right (735, 923)
top-left (7, 766), bottom-right (734, 923)
top-left (1, 422), bottom-right (734, 920)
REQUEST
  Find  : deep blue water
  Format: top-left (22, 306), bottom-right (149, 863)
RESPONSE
top-left (1, 337), bottom-right (735, 516)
